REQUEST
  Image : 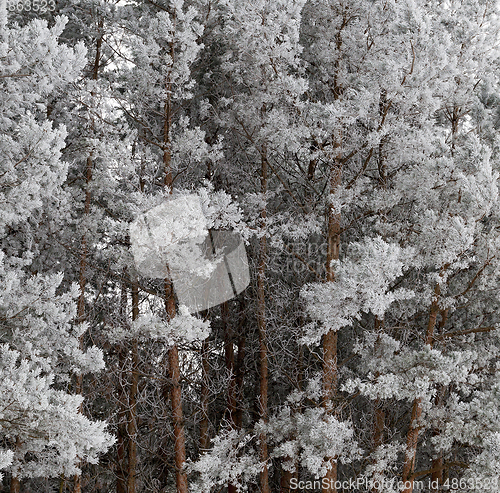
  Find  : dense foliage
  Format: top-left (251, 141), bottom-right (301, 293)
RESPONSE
top-left (2, 0), bottom-right (500, 492)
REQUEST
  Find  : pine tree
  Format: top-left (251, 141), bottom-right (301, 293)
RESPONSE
top-left (0, 12), bottom-right (114, 489)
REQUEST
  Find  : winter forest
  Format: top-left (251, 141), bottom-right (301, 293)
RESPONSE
top-left (3, 0), bottom-right (500, 492)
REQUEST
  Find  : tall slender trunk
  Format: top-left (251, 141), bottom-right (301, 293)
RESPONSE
top-left (430, 389), bottom-right (444, 492)
top-left (430, 309), bottom-right (448, 491)
top-left (280, 344), bottom-right (302, 493)
top-left (402, 285), bottom-right (441, 493)
top-left (226, 304), bottom-right (247, 493)
top-left (116, 276), bottom-right (128, 493)
top-left (373, 401), bottom-right (385, 449)
top-left (371, 399), bottom-right (385, 493)
top-left (73, 153), bottom-right (92, 493)
top-left (223, 302), bottom-right (236, 424)
top-left (126, 283), bottom-right (139, 493)
top-left (73, 22), bottom-right (102, 493)
top-left (9, 439), bottom-right (21, 493)
top-left (322, 136), bottom-right (342, 493)
top-left (10, 476), bottom-right (19, 493)
top-left (371, 319), bottom-right (385, 492)
top-left (199, 337), bottom-right (210, 452)
top-left (163, 221), bottom-right (188, 493)
top-left (224, 300), bottom-right (238, 493)
top-left (166, 339), bottom-right (188, 493)
top-left (257, 145), bottom-right (270, 493)
top-left (161, 36), bottom-right (188, 492)
top-left (116, 357), bottom-right (127, 493)
top-left (234, 316), bottom-right (246, 431)
top-left (163, 272), bottom-right (187, 493)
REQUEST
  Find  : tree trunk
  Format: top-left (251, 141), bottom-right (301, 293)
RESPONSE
top-left (223, 302), bottom-right (236, 424)
top-left (116, 361), bottom-right (127, 493)
top-left (116, 275), bottom-right (128, 493)
top-left (73, 155), bottom-right (92, 493)
top-left (199, 337), bottom-right (210, 452)
top-left (371, 320), bottom-right (385, 492)
top-left (322, 329), bottom-right (338, 493)
top-left (430, 310), bottom-right (448, 491)
top-left (9, 439), bottom-right (21, 493)
top-left (127, 283), bottom-right (139, 493)
top-left (223, 300), bottom-right (238, 493)
top-left (373, 399), bottom-right (385, 444)
top-left (322, 136), bottom-right (342, 493)
top-left (9, 477), bottom-right (19, 493)
top-left (257, 145), bottom-right (270, 493)
top-left (161, 36), bottom-right (188, 489)
top-left (372, 400), bottom-right (385, 454)
top-left (234, 328), bottom-right (246, 431)
top-left (166, 341), bottom-right (188, 493)
top-left (116, 356), bottom-right (128, 493)
top-left (280, 469), bottom-right (297, 493)
top-left (73, 21), bottom-right (102, 493)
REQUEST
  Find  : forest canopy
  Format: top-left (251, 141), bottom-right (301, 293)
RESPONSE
top-left (2, 0), bottom-right (500, 492)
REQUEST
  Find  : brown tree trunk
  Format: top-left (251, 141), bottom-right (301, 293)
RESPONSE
top-left (9, 477), bottom-right (19, 493)
top-left (162, 218), bottom-right (188, 493)
top-left (116, 361), bottom-right (127, 493)
top-left (322, 136), bottom-right (342, 493)
top-left (73, 21), bottom-right (102, 493)
top-left (161, 37), bottom-right (188, 489)
top-left (73, 156), bottom-right (92, 493)
top-left (234, 329), bottom-right (246, 431)
top-left (223, 302), bottom-right (236, 424)
top-left (430, 413), bottom-right (443, 492)
top-left (280, 468), bottom-right (298, 493)
top-left (430, 309), bottom-right (448, 491)
top-left (116, 275), bottom-right (128, 493)
top-left (373, 399), bottom-right (385, 449)
top-left (224, 300), bottom-right (238, 493)
top-left (126, 283), bottom-right (139, 493)
top-left (322, 329), bottom-right (338, 493)
top-left (9, 439), bottom-right (21, 493)
top-left (257, 145), bottom-right (270, 493)
top-left (371, 321), bottom-right (385, 492)
top-left (166, 341), bottom-right (188, 493)
top-left (116, 358), bottom-right (128, 493)
top-left (199, 337), bottom-right (210, 452)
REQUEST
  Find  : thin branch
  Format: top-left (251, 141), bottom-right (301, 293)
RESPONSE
top-left (436, 326), bottom-right (497, 341)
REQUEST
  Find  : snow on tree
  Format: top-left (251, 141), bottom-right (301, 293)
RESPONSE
top-left (0, 13), bottom-right (113, 486)
top-left (4, 0), bottom-right (500, 492)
